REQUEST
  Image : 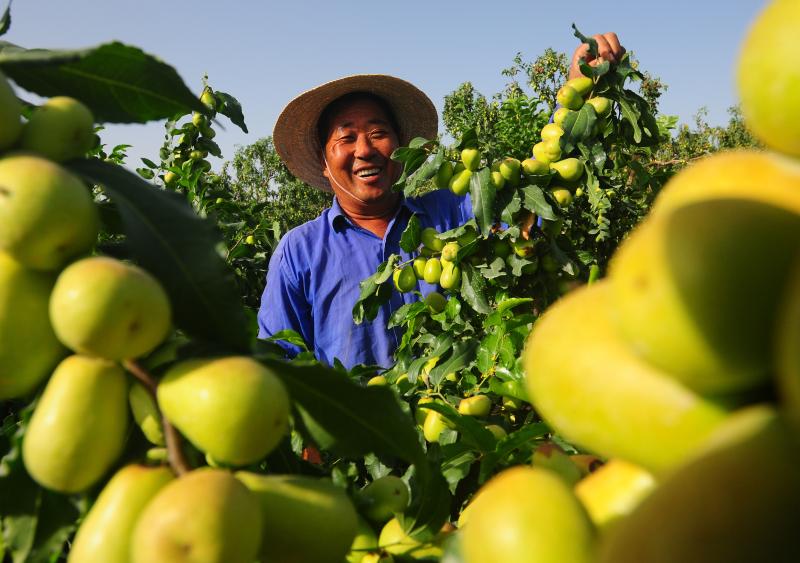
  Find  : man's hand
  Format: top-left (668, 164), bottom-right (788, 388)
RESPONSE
top-left (568, 33), bottom-right (625, 80)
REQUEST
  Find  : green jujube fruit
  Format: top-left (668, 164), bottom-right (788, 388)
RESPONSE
top-left (599, 405), bottom-right (800, 563)
top-left (21, 96), bottom-right (95, 162)
top-left (68, 465), bottom-right (174, 563)
top-left (524, 282), bottom-right (728, 475)
top-left (129, 382), bottom-right (165, 446)
top-left (0, 252), bottom-right (65, 399)
top-left (609, 151), bottom-right (800, 396)
top-left (132, 469), bottom-right (262, 563)
top-left (434, 161), bottom-right (453, 189)
top-left (439, 261), bottom-right (461, 290)
top-left (23, 355), bottom-right (128, 493)
top-left (158, 356), bottom-right (290, 466)
top-left (0, 155), bottom-right (98, 271)
top-left (236, 472), bottom-right (358, 563)
top-left (423, 258), bottom-right (442, 284)
top-left (460, 466), bottom-right (595, 563)
top-left (357, 475), bottom-right (410, 523)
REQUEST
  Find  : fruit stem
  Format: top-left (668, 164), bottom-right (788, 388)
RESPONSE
top-left (123, 360), bottom-right (192, 476)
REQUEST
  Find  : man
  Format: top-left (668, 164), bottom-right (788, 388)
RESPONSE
top-left (259, 34), bottom-right (625, 369)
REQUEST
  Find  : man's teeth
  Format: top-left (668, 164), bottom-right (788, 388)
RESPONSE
top-left (356, 168), bottom-right (380, 177)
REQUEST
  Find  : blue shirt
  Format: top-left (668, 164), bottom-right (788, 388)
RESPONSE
top-left (258, 189), bottom-right (473, 369)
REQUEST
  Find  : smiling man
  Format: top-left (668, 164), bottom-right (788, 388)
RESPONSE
top-left (258, 34), bottom-right (625, 369)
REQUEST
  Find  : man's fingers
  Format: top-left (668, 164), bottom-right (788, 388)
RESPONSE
top-left (593, 34), bottom-right (615, 63)
top-left (603, 32), bottom-right (625, 61)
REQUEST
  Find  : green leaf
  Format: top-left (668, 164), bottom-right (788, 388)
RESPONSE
top-left (478, 422), bottom-right (550, 483)
top-left (477, 332), bottom-right (501, 373)
top-left (616, 95), bottom-right (643, 143)
top-left (459, 263), bottom-right (491, 314)
top-left (214, 91), bottom-right (248, 134)
top-left (439, 444), bottom-right (478, 494)
top-left (572, 24), bottom-right (599, 60)
top-left (497, 297), bottom-right (533, 314)
top-left (400, 215), bottom-right (422, 253)
top-left (428, 341), bottom-right (478, 386)
top-left (352, 257), bottom-right (399, 324)
top-left (1, 42), bottom-right (205, 123)
top-left (404, 147), bottom-right (444, 197)
top-left (0, 42), bottom-right (86, 66)
top-left (521, 185), bottom-right (557, 220)
top-left (561, 103), bottom-right (597, 154)
top-left (261, 358), bottom-right (453, 532)
top-left (469, 168), bottom-right (495, 237)
top-left (265, 329), bottom-right (309, 352)
top-left (455, 129), bottom-right (478, 150)
top-left (0, 4), bottom-right (11, 37)
top-left (68, 159), bottom-right (251, 352)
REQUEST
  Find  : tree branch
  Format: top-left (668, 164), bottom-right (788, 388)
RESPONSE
top-left (123, 360), bottom-right (191, 476)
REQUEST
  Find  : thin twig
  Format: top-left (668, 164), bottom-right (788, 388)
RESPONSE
top-left (123, 360), bottom-right (192, 476)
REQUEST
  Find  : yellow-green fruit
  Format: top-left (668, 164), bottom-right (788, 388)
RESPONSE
top-left (362, 553), bottom-right (394, 563)
top-left (200, 90), bottom-right (217, 110)
top-left (532, 442), bottom-right (583, 487)
top-left (68, 465), bottom-right (173, 563)
top-left (575, 459), bottom-right (655, 533)
top-left (441, 242), bottom-right (460, 262)
top-left (158, 356), bottom-right (290, 465)
top-left (129, 382), bottom-right (165, 446)
top-left (493, 238), bottom-right (512, 259)
top-left (777, 261), bottom-right (800, 431)
top-left (460, 466), bottom-right (595, 563)
top-left (586, 96), bottom-right (612, 118)
top-left (449, 169), bottom-right (472, 196)
top-left (549, 187), bottom-right (573, 207)
top-left (610, 151), bottom-right (800, 396)
top-left (553, 107), bottom-right (574, 127)
top-left (50, 257), bottom-right (172, 360)
top-left (511, 238), bottom-right (536, 258)
top-left (192, 112), bottom-right (206, 127)
top-left (439, 261), bottom-right (461, 290)
top-left (0, 155), bottom-right (98, 271)
top-left (550, 158), bottom-right (583, 182)
top-left (532, 139), bottom-right (562, 165)
top-left (236, 472), bottom-right (358, 563)
top-left (425, 291), bottom-right (447, 313)
top-left (23, 355), bottom-right (128, 493)
top-left (347, 517), bottom-right (379, 563)
top-left (21, 96), bottom-right (95, 162)
top-left (541, 123), bottom-right (564, 142)
top-left (461, 148), bottom-right (481, 172)
top-left (599, 405), bottom-right (800, 563)
top-left (412, 257), bottom-right (427, 279)
top-left (737, 0), bottom-right (800, 157)
top-left (0, 70), bottom-right (22, 150)
top-left (420, 228), bottom-right (444, 252)
top-left (435, 161), bottom-right (454, 189)
top-left (132, 469), bottom-right (262, 563)
top-left (423, 258), bottom-right (442, 284)
top-left (393, 265), bottom-right (416, 292)
top-left (490, 170), bottom-right (506, 190)
top-left (521, 157), bottom-right (550, 176)
top-left (458, 394), bottom-right (491, 417)
top-left (367, 375), bottom-right (388, 386)
top-left (423, 410), bottom-right (451, 443)
top-left (415, 397), bottom-right (435, 426)
top-left (557, 85), bottom-right (584, 110)
top-left (499, 157), bottom-right (522, 186)
top-left (378, 518), bottom-right (442, 559)
top-left (524, 282), bottom-right (728, 474)
top-left (566, 76), bottom-right (594, 97)
top-left (485, 424), bottom-right (507, 440)
top-left (358, 476), bottom-right (410, 523)
top-left (245, 234), bottom-right (255, 245)
top-left (0, 252), bottom-right (65, 399)
top-left (164, 171), bottom-right (178, 185)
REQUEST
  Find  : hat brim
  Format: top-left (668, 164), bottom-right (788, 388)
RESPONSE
top-left (273, 75), bottom-right (438, 192)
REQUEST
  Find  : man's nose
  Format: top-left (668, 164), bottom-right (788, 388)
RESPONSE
top-left (354, 134), bottom-right (378, 159)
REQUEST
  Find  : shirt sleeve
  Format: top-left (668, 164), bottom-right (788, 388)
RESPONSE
top-left (257, 237), bottom-right (314, 357)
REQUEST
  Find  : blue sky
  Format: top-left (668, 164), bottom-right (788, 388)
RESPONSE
top-left (7, 0), bottom-right (766, 172)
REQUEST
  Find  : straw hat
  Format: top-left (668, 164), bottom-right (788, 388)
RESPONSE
top-left (273, 74), bottom-right (438, 192)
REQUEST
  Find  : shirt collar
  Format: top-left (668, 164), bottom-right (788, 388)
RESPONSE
top-left (328, 195), bottom-right (425, 232)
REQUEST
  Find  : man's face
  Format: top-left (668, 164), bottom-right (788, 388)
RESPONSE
top-left (321, 98), bottom-right (401, 205)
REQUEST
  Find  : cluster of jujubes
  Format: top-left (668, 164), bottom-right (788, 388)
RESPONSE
top-left (456, 3), bottom-right (800, 561)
